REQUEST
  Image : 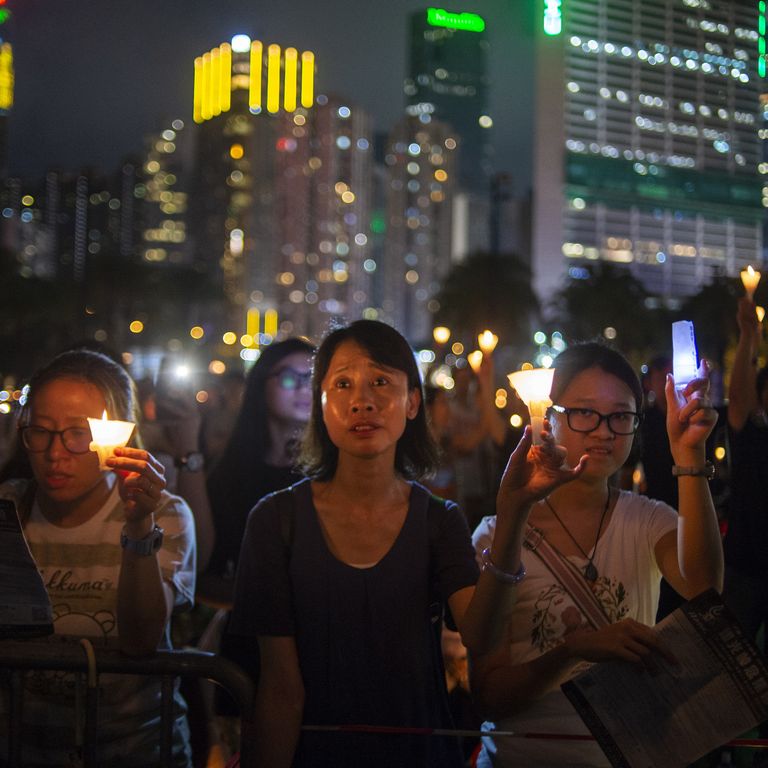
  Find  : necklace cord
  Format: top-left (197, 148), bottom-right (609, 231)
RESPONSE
top-left (543, 489), bottom-right (612, 580)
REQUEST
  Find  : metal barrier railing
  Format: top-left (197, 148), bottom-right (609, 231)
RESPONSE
top-left (0, 640), bottom-right (254, 768)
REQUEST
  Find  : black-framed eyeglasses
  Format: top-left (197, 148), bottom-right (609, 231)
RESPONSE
top-left (269, 367), bottom-right (312, 391)
top-left (549, 405), bottom-right (641, 435)
top-left (20, 425), bottom-right (93, 454)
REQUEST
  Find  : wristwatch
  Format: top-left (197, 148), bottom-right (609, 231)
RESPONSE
top-left (175, 452), bottom-right (205, 472)
top-left (120, 524), bottom-right (164, 556)
top-left (672, 461), bottom-right (716, 480)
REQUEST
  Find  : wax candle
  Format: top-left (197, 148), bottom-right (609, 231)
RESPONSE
top-left (88, 411), bottom-right (135, 470)
top-left (507, 368), bottom-right (555, 445)
top-left (467, 350), bottom-right (483, 373)
top-left (478, 330), bottom-right (499, 354)
top-left (741, 265), bottom-right (761, 300)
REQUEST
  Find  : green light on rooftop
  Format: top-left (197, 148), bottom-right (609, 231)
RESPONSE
top-left (427, 8), bottom-right (485, 33)
top-left (543, 0), bottom-right (562, 36)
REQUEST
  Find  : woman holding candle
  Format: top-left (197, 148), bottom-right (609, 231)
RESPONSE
top-left (471, 341), bottom-right (722, 767)
top-left (0, 348), bottom-right (196, 767)
top-left (227, 319), bottom-right (541, 768)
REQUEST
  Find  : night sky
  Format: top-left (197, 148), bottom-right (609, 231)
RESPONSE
top-left (8, 0), bottom-right (536, 193)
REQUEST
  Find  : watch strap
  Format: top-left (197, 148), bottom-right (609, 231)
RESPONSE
top-left (671, 461), bottom-right (715, 480)
top-left (120, 524), bottom-right (164, 556)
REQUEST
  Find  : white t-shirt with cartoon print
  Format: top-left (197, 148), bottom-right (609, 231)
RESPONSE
top-left (473, 490), bottom-right (677, 768)
top-left (0, 479), bottom-right (196, 767)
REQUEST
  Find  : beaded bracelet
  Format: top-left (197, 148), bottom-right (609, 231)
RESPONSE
top-left (481, 547), bottom-right (527, 585)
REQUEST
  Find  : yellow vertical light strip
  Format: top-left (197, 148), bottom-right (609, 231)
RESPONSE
top-left (201, 52), bottom-right (212, 121)
top-left (283, 47), bottom-right (298, 112)
top-left (0, 44), bottom-right (12, 111)
top-left (246, 307), bottom-right (260, 345)
top-left (193, 56), bottom-right (204, 123)
top-left (249, 41), bottom-right (263, 111)
top-left (1, 45), bottom-right (12, 111)
top-left (211, 46), bottom-right (221, 116)
top-left (220, 43), bottom-right (232, 113)
top-left (300, 51), bottom-right (315, 109)
top-left (267, 44), bottom-right (281, 113)
top-left (265, 309), bottom-right (278, 338)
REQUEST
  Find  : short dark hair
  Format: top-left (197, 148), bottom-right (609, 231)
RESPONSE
top-left (550, 341), bottom-right (644, 412)
top-left (0, 348), bottom-right (141, 482)
top-left (299, 320), bottom-right (438, 480)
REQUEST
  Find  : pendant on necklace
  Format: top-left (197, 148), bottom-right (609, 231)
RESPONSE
top-left (584, 562), bottom-right (598, 582)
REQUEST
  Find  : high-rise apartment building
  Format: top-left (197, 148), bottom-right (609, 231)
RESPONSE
top-left (532, 0), bottom-right (764, 304)
top-left (190, 35), bottom-right (320, 344)
top-left (405, 7), bottom-right (492, 193)
top-left (0, 0), bottom-right (14, 180)
top-left (382, 115), bottom-right (458, 342)
top-left (272, 95), bottom-right (374, 339)
top-left (138, 118), bottom-right (191, 267)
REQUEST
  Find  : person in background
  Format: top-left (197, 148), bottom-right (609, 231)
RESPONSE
top-left (471, 341), bottom-right (722, 768)
top-left (203, 338), bottom-right (314, 602)
top-left (200, 370), bottom-right (246, 469)
top-left (140, 364), bottom-right (214, 574)
top-left (446, 362), bottom-right (508, 532)
top-left (723, 296), bottom-right (768, 681)
top-left (0, 348), bottom-right (196, 767)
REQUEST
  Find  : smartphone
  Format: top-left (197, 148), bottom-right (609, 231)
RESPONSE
top-left (154, 355), bottom-right (195, 421)
top-left (672, 320), bottom-right (698, 389)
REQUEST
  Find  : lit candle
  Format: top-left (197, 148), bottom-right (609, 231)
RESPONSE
top-left (740, 265), bottom-right (761, 300)
top-left (478, 330), bottom-right (499, 354)
top-left (507, 368), bottom-right (555, 445)
top-left (757, 306), bottom-right (765, 323)
top-left (433, 326), bottom-right (451, 345)
top-left (88, 410), bottom-right (135, 470)
top-left (467, 350), bottom-right (483, 373)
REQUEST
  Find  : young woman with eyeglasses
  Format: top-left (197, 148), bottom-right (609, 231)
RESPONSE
top-left (470, 341), bottom-right (723, 767)
top-left (0, 348), bottom-right (196, 767)
top-left (204, 338), bottom-right (314, 598)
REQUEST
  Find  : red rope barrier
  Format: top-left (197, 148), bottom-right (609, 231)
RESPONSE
top-left (301, 725), bottom-right (768, 748)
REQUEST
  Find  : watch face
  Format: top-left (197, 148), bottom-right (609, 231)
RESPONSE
top-left (181, 452), bottom-right (205, 472)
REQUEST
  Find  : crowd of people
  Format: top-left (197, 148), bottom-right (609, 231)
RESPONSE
top-left (0, 293), bottom-right (765, 768)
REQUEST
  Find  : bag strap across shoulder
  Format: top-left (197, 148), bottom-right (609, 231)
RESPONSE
top-left (523, 524), bottom-right (610, 630)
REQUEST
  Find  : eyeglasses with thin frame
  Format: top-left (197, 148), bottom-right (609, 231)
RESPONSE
top-left (549, 404), bottom-right (641, 435)
top-left (269, 367), bottom-right (312, 391)
top-left (20, 425), bottom-right (93, 454)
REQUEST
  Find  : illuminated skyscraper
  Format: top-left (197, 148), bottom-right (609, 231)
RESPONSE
top-left (189, 34), bottom-right (316, 345)
top-left (405, 7), bottom-right (492, 193)
top-left (137, 118), bottom-right (190, 267)
top-left (532, 0), bottom-right (764, 303)
top-left (272, 95), bottom-right (374, 339)
top-left (0, 0), bottom-right (14, 180)
top-left (381, 115), bottom-right (458, 342)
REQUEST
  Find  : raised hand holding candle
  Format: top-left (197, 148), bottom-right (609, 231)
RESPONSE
top-left (467, 350), bottom-right (483, 373)
top-left (88, 410), bottom-right (135, 469)
top-left (478, 330), bottom-right (498, 354)
top-left (740, 265), bottom-right (761, 300)
top-left (507, 368), bottom-right (555, 445)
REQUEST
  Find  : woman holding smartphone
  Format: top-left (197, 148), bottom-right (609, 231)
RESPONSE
top-left (470, 342), bottom-right (723, 767)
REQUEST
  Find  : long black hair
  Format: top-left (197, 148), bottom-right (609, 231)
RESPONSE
top-left (299, 319), bottom-right (438, 481)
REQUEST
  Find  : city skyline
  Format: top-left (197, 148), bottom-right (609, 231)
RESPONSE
top-left (8, 0), bottom-right (536, 193)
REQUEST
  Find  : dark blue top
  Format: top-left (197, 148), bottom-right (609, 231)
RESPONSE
top-left (229, 478), bottom-right (479, 767)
